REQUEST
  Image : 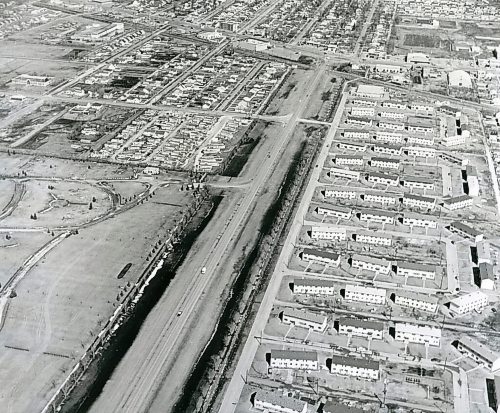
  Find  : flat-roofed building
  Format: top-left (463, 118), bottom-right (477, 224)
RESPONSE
top-left (372, 143), bottom-right (403, 156)
top-left (338, 317), bottom-right (384, 339)
top-left (402, 193), bottom-right (436, 210)
top-left (403, 176), bottom-right (435, 191)
top-left (293, 279), bottom-right (335, 295)
top-left (364, 192), bottom-right (398, 205)
top-left (324, 189), bottom-right (357, 199)
top-left (343, 129), bottom-right (370, 140)
top-left (394, 291), bottom-right (438, 313)
top-left (356, 230), bottom-right (392, 246)
top-left (465, 165), bottom-right (479, 197)
top-left (322, 401), bottom-right (364, 413)
top-left (351, 106), bottom-right (376, 117)
top-left (335, 154), bottom-right (364, 166)
top-left (449, 291), bottom-right (489, 315)
top-left (345, 283), bottom-right (386, 304)
top-left (346, 116), bottom-right (372, 127)
top-left (375, 131), bottom-right (404, 144)
top-left (311, 226), bottom-right (348, 241)
top-left (338, 142), bottom-right (367, 152)
top-left (253, 390), bottom-right (307, 413)
top-left (395, 323), bottom-right (441, 346)
top-left (329, 167), bottom-right (361, 181)
top-left (270, 349), bottom-right (319, 370)
top-left (354, 84), bottom-right (385, 99)
top-left (370, 157), bottom-right (400, 169)
top-left (359, 210), bottom-right (396, 225)
top-left (407, 135), bottom-right (435, 146)
top-left (479, 262), bottom-right (495, 290)
top-left (402, 213), bottom-right (438, 228)
top-left (316, 205), bottom-right (352, 220)
top-left (477, 241), bottom-right (492, 264)
top-left (406, 146), bottom-right (436, 158)
top-left (407, 116), bottom-right (434, 134)
top-left (378, 120), bottom-right (405, 131)
top-left (396, 261), bottom-right (436, 279)
top-left (457, 336), bottom-right (500, 372)
top-left (301, 248), bottom-right (341, 266)
top-left (443, 195), bottom-right (473, 211)
top-left (329, 355), bottom-right (380, 380)
top-left (281, 308), bottom-right (328, 332)
top-left (449, 221), bottom-right (484, 242)
top-left (367, 172), bottom-right (399, 187)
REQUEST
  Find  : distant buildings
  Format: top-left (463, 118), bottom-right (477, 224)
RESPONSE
top-left (11, 74), bottom-right (53, 87)
top-left (449, 291), bottom-right (489, 315)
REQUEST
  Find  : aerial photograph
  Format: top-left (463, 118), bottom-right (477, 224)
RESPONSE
top-left (1, 0), bottom-right (500, 413)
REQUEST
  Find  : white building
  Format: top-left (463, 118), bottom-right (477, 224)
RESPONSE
top-left (359, 210), bottom-right (396, 225)
top-left (367, 172), bottom-right (399, 187)
top-left (402, 213), bottom-right (438, 228)
top-left (355, 230), bottom-right (392, 246)
top-left (449, 291), bottom-right (489, 315)
top-left (410, 102), bottom-right (434, 114)
top-left (375, 131), bottom-right (404, 144)
top-left (335, 154), bottom-right (364, 166)
top-left (351, 106), bottom-right (376, 117)
top-left (329, 355), bottom-right (380, 380)
top-left (198, 31), bottom-right (225, 42)
top-left (338, 317), bottom-right (384, 340)
top-left (456, 336), bottom-right (500, 372)
top-left (379, 110), bottom-right (406, 120)
top-left (343, 130), bottom-right (370, 140)
top-left (394, 291), bottom-right (438, 313)
top-left (378, 120), bottom-right (405, 131)
top-left (270, 350), bottom-right (319, 370)
top-left (301, 248), bottom-right (341, 266)
top-left (11, 74), bottom-right (53, 87)
top-left (351, 254), bottom-right (391, 274)
top-left (442, 133), bottom-right (466, 147)
top-left (281, 308), bottom-right (328, 332)
top-left (406, 146), bottom-right (436, 158)
top-left (345, 284), bottom-right (386, 304)
top-left (293, 279), bottom-right (335, 295)
top-left (448, 70), bottom-right (473, 88)
top-left (253, 390), bottom-right (307, 413)
top-left (395, 323), bottom-right (441, 346)
top-left (350, 98), bottom-right (377, 107)
top-left (402, 193), bottom-right (436, 210)
top-left (407, 116), bottom-right (434, 134)
top-left (364, 192), bottom-right (398, 205)
top-left (403, 176), bottom-right (435, 191)
top-left (346, 116), bottom-right (372, 127)
top-left (396, 261), bottom-right (436, 280)
top-left (476, 241), bottom-right (492, 264)
top-left (323, 189), bottom-right (357, 199)
top-left (370, 157), bottom-right (400, 169)
top-left (311, 226), bottom-right (348, 241)
top-left (449, 221), bottom-right (484, 242)
top-left (479, 262), bottom-right (495, 290)
top-left (316, 205), bottom-right (352, 220)
top-left (338, 142), bottom-right (367, 152)
top-left (329, 167), bottom-right (361, 181)
top-left (381, 100), bottom-right (408, 110)
top-left (407, 134), bottom-right (435, 146)
top-left (466, 166), bottom-right (480, 197)
top-left (443, 195), bottom-right (473, 211)
top-left (372, 143), bottom-right (403, 155)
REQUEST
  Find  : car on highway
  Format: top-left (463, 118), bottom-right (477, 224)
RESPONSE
top-left (177, 311), bottom-right (183, 317)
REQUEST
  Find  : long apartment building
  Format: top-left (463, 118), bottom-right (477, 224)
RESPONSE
top-left (395, 323), bottom-right (441, 346)
top-left (363, 192), bottom-right (398, 205)
top-left (338, 317), bottom-right (384, 339)
top-left (402, 193), bottom-right (436, 210)
top-left (456, 336), bottom-right (500, 372)
top-left (407, 134), bottom-right (435, 146)
top-left (343, 129), bottom-right (370, 140)
top-left (355, 230), bottom-right (392, 246)
top-left (270, 350), bottom-right (319, 370)
top-left (394, 291), bottom-right (438, 313)
top-left (403, 176), bottom-right (435, 191)
top-left (311, 226), bottom-right (347, 241)
top-left (281, 308), bottom-right (328, 332)
top-left (443, 195), bottom-right (473, 211)
top-left (370, 157), bottom-right (400, 169)
top-left (293, 279), bottom-right (335, 295)
top-left (316, 205), bottom-right (352, 220)
top-left (301, 248), bottom-right (340, 266)
top-left (329, 167), bottom-right (361, 181)
top-left (359, 210), bottom-right (396, 225)
top-left (449, 291), bottom-right (489, 315)
top-left (396, 261), bottom-right (436, 280)
top-left (338, 141), bottom-right (367, 152)
top-left (323, 188), bottom-right (357, 199)
top-left (367, 172), bottom-right (399, 187)
top-left (254, 390), bottom-right (307, 413)
top-left (335, 154), bottom-right (364, 167)
top-left (372, 143), bottom-right (403, 156)
top-left (345, 283), bottom-right (386, 304)
top-left (375, 131), bottom-right (404, 144)
top-left (407, 116), bottom-right (434, 134)
top-left (329, 355), bottom-right (380, 380)
top-left (448, 221), bottom-right (484, 242)
top-left (402, 212), bottom-right (437, 228)
top-left (351, 254), bottom-right (391, 274)
top-left (406, 146), bottom-right (436, 158)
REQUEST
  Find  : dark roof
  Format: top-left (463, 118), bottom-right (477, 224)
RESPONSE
top-left (450, 221), bottom-right (482, 237)
top-left (368, 171), bottom-right (399, 180)
top-left (294, 278), bottom-right (335, 288)
top-left (330, 355), bottom-right (380, 370)
top-left (479, 262), bottom-right (494, 281)
top-left (396, 261), bottom-right (436, 273)
top-left (443, 195), bottom-right (472, 205)
top-left (271, 349), bottom-right (318, 361)
top-left (302, 248), bottom-right (339, 261)
top-left (403, 193), bottom-right (435, 203)
top-left (255, 390), bottom-right (307, 411)
top-left (339, 317), bottom-right (384, 331)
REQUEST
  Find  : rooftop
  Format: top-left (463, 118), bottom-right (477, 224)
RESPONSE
top-left (271, 349), bottom-right (318, 361)
top-left (294, 278), bottom-right (336, 288)
top-left (330, 354), bottom-right (380, 370)
top-left (302, 247), bottom-right (340, 261)
top-left (396, 261), bottom-right (436, 273)
top-left (396, 323), bottom-right (441, 338)
top-left (339, 317), bottom-right (384, 331)
top-left (283, 308), bottom-right (327, 325)
top-left (345, 283), bottom-right (387, 296)
top-left (459, 336), bottom-right (500, 365)
top-left (254, 390), bottom-right (307, 411)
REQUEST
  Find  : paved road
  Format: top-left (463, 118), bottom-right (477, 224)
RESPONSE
top-left (217, 75), bottom-right (350, 413)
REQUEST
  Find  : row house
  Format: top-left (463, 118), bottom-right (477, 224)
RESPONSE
top-left (394, 291), bottom-right (438, 313)
top-left (378, 120), bottom-right (405, 131)
top-left (359, 210), bottom-right (396, 225)
top-left (406, 146), bottom-right (436, 158)
top-left (372, 143), bottom-right (403, 156)
top-left (402, 213), bottom-right (438, 228)
top-left (335, 154), bottom-right (364, 166)
top-left (311, 226), bottom-right (347, 241)
top-left (402, 193), bottom-right (436, 210)
top-left (346, 116), bottom-right (373, 127)
top-left (395, 323), bottom-right (441, 346)
top-left (301, 248), bottom-right (341, 266)
top-left (367, 172), bottom-right (399, 187)
top-left (375, 131), bottom-right (404, 144)
top-left (382, 100), bottom-right (408, 110)
top-left (316, 205), bottom-right (352, 220)
top-left (270, 350), bottom-right (318, 370)
top-left (293, 279), bottom-right (335, 295)
top-left (338, 317), bottom-right (384, 340)
top-left (355, 230), bottom-right (392, 246)
top-left (407, 116), bottom-right (434, 134)
top-left (281, 308), bottom-right (328, 332)
top-left (345, 284), bottom-right (386, 304)
top-left (379, 110), bottom-right (406, 120)
top-left (329, 356), bottom-right (380, 380)
top-left (351, 254), bottom-right (391, 274)
top-left (343, 130), bottom-right (370, 140)
top-left (403, 176), bottom-right (435, 191)
top-left (407, 134), bottom-right (435, 146)
top-left (443, 195), bottom-right (473, 211)
top-left (338, 141), bottom-right (367, 152)
top-left (449, 291), bottom-right (488, 315)
top-left (351, 106), bottom-right (376, 117)
top-left (456, 336), bottom-right (500, 372)
top-left (363, 192), bottom-right (398, 205)
top-left (448, 221), bottom-right (484, 243)
top-left (396, 261), bottom-right (436, 280)
top-left (350, 98), bottom-right (377, 107)
top-left (370, 157), bottom-right (400, 169)
top-left (329, 167), bottom-right (361, 181)
top-left (254, 390), bottom-right (307, 413)
top-left (323, 188), bottom-right (357, 199)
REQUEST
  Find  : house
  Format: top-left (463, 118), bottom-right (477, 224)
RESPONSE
top-left (316, 205), bottom-right (352, 220)
top-left (335, 154), bottom-right (364, 166)
top-left (375, 131), bottom-right (404, 144)
top-left (402, 213), bottom-right (437, 228)
top-left (402, 176), bottom-right (435, 191)
top-left (406, 146), bottom-right (436, 158)
top-left (364, 192), bottom-right (398, 205)
top-left (443, 195), bottom-right (473, 211)
top-left (449, 221), bottom-right (484, 242)
top-left (301, 248), bottom-right (341, 266)
top-left (395, 323), bottom-right (441, 346)
top-left (338, 317), bottom-right (384, 339)
top-left (253, 390), bottom-right (307, 413)
top-left (370, 157), bottom-right (400, 169)
top-left (343, 129), bottom-right (370, 140)
top-left (338, 142), bottom-right (367, 152)
top-left (322, 401), bottom-right (364, 413)
top-left (323, 189), bottom-right (357, 199)
top-left (394, 291), bottom-right (438, 313)
top-left (270, 349), bottom-right (318, 370)
top-left (293, 279), bottom-right (335, 295)
top-left (378, 121), bottom-right (405, 132)
top-left (359, 210), bottom-right (396, 225)
top-left (449, 291), bottom-right (489, 315)
top-left (311, 226), bottom-right (348, 241)
top-left (329, 355), bottom-right (380, 380)
top-left (346, 116), bottom-right (372, 127)
top-left (396, 261), bottom-right (436, 279)
top-left (345, 283), bottom-right (386, 304)
top-left (367, 172), bottom-right (399, 187)
top-left (456, 336), bottom-right (500, 372)
top-left (281, 308), bottom-right (328, 332)
top-left (329, 167), bottom-right (361, 181)
top-left (355, 230), bottom-right (392, 246)
top-left (479, 262), bottom-right (495, 290)
top-left (402, 193), bottom-right (436, 210)
top-left (351, 106), bottom-right (376, 117)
